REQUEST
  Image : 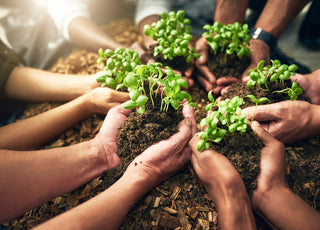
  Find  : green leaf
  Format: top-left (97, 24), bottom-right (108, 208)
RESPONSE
top-left (136, 95), bottom-right (148, 106)
top-left (197, 139), bottom-right (206, 151)
top-left (257, 60), bottom-right (265, 70)
top-left (137, 106), bottom-right (146, 114)
top-left (177, 79), bottom-right (188, 88)
top-left (124, 100), bottom-right (137, 109)
top-left (129, 89), bottom-right (140, 101)
top-left (106, 77), bottom-right (117, 89)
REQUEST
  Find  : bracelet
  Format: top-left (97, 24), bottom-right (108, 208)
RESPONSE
top-left (249, 28), bottom-right (277, 51)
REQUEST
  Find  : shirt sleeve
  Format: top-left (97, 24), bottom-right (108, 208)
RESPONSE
top-left (0, 40), bottom-right (20, 98)
top-left (47, 0), bottom-right (90, 41)
top-left (134, 0), bottom-right (171, 26)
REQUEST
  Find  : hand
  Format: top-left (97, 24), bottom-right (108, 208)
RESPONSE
top-left (93, 104), bottom-right (133, 170)
top-left (189, 134), bottom-right (246, 201)
top-left (242, 39), bottom-right (270, 82)
top-left (125, 105), bottom-right (196, 188)
top-left (130, 42), bottom-right (155, 64)
top-left (194, 37), bottom-right (217, 92)
top-left (250, 121), bottom-right (287, 212)
top-left (291, 69), bottom-right (320, 105)
top-left (83, 87), bottom-right (129, 114)
top-left (243, 100), bottom-right (320, 143)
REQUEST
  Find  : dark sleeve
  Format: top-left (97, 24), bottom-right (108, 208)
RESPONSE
top-left (0, 39), bottom-right (21, 98)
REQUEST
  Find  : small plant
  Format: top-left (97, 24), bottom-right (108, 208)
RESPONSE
top-left (245, 95), bottom-right (270, 122)
top-left (96, 48), bottom-right (141, 89)
top-left (247, 60), bottom-right (300, 90)
top-left (273, 81), bottom-right (303, 101)
top-left (144, 10), bottom-right (200, 63)
top-left (197, 95), bottom-right (248, 151)
top-left (116, 62), bottom-right (196, 114)
top-left (202, 21), bottom-right (251, 60)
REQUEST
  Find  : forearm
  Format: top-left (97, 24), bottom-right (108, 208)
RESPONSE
top-left (68, 17), bottom-right (128, 52)
top-left (4, 67), bottom-right (97, 102)
top-left (253, 185), bottom-right (320, 230)
top-left (207, 187), bottom-right (256, 230)
top-left (0, 140), bottom-right (106, 222)
top-left (254, 0), bottom-right (309, 38)
top-left (0, 94), bottom-right (92, 150)
top-left (214, 0), bottom-right (249, 24)
top-left (34, 169), bottom-right (151, 230)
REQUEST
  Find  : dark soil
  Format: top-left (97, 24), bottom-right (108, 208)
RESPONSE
top-left (146, 44), bottom-right (192, 74)
top-left (207, 49), bottom-right (251, 79)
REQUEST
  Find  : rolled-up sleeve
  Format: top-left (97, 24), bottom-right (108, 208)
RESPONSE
top-left (47, 0), bottom-right (90, 41)
top-left (134, 0), bottom-right (171, 26)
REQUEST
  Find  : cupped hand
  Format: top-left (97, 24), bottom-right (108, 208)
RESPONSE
top-left (189, 134), bottom-right (246, 201)
top-left (125, 105), bottom-right (196, 188)
top-left (243, 100), bottom-right (319, 143)
top-left (242, 39), bottom-right (270, 82)
top-left (194, 37), bottom-right (216, 92)
top-left (250, 121), bottom-right (286, 206)
top-left (291, 69), bottom-right (320, 105)
top-left (93, 104), bottom-right (133, 170)
top-left (84, 87), bottom-right (129, 114)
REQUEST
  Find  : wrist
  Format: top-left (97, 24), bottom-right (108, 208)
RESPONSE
top-left (249, 27), bottom-right (277, 52)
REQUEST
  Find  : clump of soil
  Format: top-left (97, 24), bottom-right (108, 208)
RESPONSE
top-left (221, 79), bottom-right (311, 107)
top-left (210, 125), bottom-right (263, 197)
top-left (146, 44), bottom-right (192, 74)
top-left (207, 49), bottom-right (251, 79)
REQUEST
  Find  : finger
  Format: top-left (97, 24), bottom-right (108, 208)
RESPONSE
top-left (250, 121), bottom-right (278, 146)
top-left (196, 64), bottom-right (216, 84)
top-left (182, 105), bottom-right (197, 136)
top-left (220, 86), bottom-right (230, 96)
top-left (184, 66), bottom-right (194, 78)
top-left (195, 38), bottom-right (208, 65)
top-left (195, 74), bottom-right (214, 92)
top-left (110, 90), bottom-right (130, 102)
top-left (216, 77), bottom-right (239, 86)
top-left (213, 85), bottom-right (224, 96)
top-left (242, 104), bottom-right (281, 121)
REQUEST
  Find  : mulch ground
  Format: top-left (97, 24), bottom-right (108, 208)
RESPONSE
top-left (3, 18), bottom-right (319, 230)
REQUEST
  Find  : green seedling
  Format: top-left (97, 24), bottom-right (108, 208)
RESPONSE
top-left (117, 62), bottom-right (196, 114)
top-left (144, 10), bottom-right (200, 63)
top-left (197, 95), bottom-right (247, 151)
top-left (273, 81), bottom-right (303, 101)
top-left (202, 21), bottom-right (251, 60)
top-left (96, 47), bottom-right (141, 89)
top-left (245, 95), bottom-right (270, 122)
top-left (247, 59), bottom-right (299, 91)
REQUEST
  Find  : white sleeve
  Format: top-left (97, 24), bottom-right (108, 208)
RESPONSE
top-left (47, 0), bottom-right (90, 41)
top-left (134, 0), bottom-right (171, 26)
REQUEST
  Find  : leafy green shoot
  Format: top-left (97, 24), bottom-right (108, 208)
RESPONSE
top-left (202, 21), bottom-right (251, 61)
top-left (197, 96), bottom-right (248, 151)
top-left (245, 95), bottom-right (270, 122)
top-left (96, 48), bottom-right (141, 89)
top-left (144, 10), bottom-right (200, 62)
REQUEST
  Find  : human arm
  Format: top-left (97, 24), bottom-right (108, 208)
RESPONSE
top-left (243, 100), bottom-right (320, 143)
top-left (291, 69), bottom-right (320, 105)
top-left (189, 134), bottom-right (256, 230)
top-left (0, 87), bottom-right (129, 150)
top-left (242, 0), bottom-right (310, 81)
top-left (251, 121), bottom-right (320, 230)
top-left (195, 0), bottom-right (249, 93)
top-left (33, 105), bottom-right (196, 230)
top-left (4, 66), bottom-right (104, 102)
top-left (47, 0), bottom-right (128, 52)
top-left (0, 104), bottom-right (135, 222)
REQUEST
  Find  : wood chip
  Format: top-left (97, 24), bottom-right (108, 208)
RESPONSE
top-left (170, 186), bottom-right (181, 200)
top-left (198, 218), bottom-right (210, 230)
top-left (153, 197), bottom-right (161, 208)
top-left (163, 207), bottom-right (178, 215)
